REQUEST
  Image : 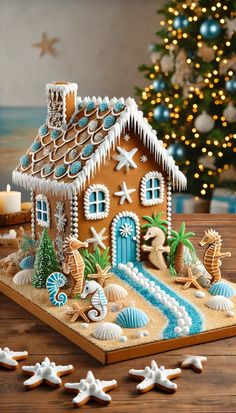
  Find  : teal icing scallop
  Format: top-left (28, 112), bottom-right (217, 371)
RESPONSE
top-left (43, 164), bottom-right (52, 175)
top-left (208, 281), bottom-right (235, 298)
top-left (99, 102), bottom-right (109, 112)
top-left (78, 117), bottom-right (89, 128)
top-left (20, 255), bottom-right (35, 270)
top-left (115, 307), bottom-right (149, 328)
top-left (103, 115), bottom-right (116, 129)
top-left (82, 144), bottom-right (94, 157)
top-left (114, 101), bottom-right (124, 112)
top-left (87, 101), bottom-right (95, 111)
top-left (70, 161), bottom-right (82, 175)
top-left (39, 125), bottom-right (48, 136)
top-left (55, 164), bottom-right (67, 177)
top-left (51, 130), bottom-right (60, 139)
top-left (20, 154), bottom-right (30, 168)
top-left (31, 141), bottom-right (41, 152)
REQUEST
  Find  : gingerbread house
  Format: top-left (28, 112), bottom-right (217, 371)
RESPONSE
top-left (12, 82), bottom-right (186, 266)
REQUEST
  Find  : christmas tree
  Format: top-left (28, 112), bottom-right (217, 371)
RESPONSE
top-left (32, 229), bottom-right (60, 288)
top-left (136, 0), bottom-right (236, 199)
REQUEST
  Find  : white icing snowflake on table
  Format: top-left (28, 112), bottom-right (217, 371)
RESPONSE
top-left (0, 347), bottom-right (28, 369)
top-left (129, 360), bottom-right (181, 394)
top-left (114, 181), bottom-right (136, 204)
top-left (225, 17), bottom-right (236, 38)
top-left (86, 227), bottom-right (108, 250)
top-left (22, 357), bottom-right (73, 388)
top-left (113, 146), bottom-right (138, 172)
top-left (65, 370), bottom-right (117, 407)
top-left (119, 223), bottom-right (133, 238)
top-left (55, 201), bottom-right (67, 233)
top-left (140, 155), bottom-right (148, 163)
top-left (123, 133), bottom-right (131, 142)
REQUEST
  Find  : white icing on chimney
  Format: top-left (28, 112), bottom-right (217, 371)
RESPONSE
top-left (46, 82), bottom-right (78, 129)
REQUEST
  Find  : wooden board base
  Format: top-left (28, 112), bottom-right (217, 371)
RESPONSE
top-left (1, 279), bottom-right (236, 365)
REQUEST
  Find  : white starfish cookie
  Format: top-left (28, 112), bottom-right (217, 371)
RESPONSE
top-left (22, 357), bottom-right (74, 389)
top-left (129, 360), bottom-right (181, 394)
top-left (65, 370), bottom-right (117, 407)
top-left (0, 347), bottom-right (28, 370)
top-left (178, 355), bottom-right (207, 373)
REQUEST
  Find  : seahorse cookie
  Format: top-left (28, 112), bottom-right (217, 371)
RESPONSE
top-left (65, 370), bottom-right (117, 407)
top-left (178, 355), bottom-right (207, 373)
top-left (81, 280), bottom-right (108, 322)
top-left (129, 360), bottom-right (181, 394)
top-left (0, 347), bottom-right (28, 370)
top-left (22, 357), bottom-right (74, 389)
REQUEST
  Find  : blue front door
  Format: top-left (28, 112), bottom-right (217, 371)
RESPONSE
top-left (112, 212), bottom-right (140, 265)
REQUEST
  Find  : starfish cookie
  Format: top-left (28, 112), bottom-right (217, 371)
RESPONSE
top-left (66, 302), bottom-right (92, 323)
top-left (87, 264), bottom-right (113, 287)
top-left (175, 267), bottom-right (202, 290)
top-left (129, 360), bottom-right (181, 394)
top-left (65, 370), bottom-right (117, 407)
top-left (178, 355), bottom-right (207, 373)
top-left (0, 347), bottom-right (28, 370)
top-left (22, 357), bottom-right (74, 389)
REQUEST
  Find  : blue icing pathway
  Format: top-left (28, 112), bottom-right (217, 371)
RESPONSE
top-left (112, 262), bottom-right (203, 340)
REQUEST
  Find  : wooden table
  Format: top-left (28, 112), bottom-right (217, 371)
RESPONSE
top-left (1, 214), bottom-right (236, 412)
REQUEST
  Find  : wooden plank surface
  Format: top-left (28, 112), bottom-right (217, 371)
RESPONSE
top-left (1, 214), bottom-right (236, 412)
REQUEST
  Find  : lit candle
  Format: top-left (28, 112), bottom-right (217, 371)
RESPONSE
top-left (0, 185), bottom-right (21, 213)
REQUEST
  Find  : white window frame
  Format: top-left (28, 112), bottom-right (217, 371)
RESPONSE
top-left (140, 171), bottom-right (164, 206)
top-left (36, 194), bottom-right (50, 228)
top-left (84, 184), bottom-right (110, 220)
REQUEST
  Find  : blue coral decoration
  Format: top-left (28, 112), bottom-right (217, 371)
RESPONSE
top-left (114, 101), bottom-right (124, 113)
top-left (78, 117), bottom-right (89, 128)
top-left (208, 281), bottom-right (235, 298)
top-left (20, 255), bottom-right (35, 270)
top-left (87, 101), bottom-right (95, 111)
top-left (70, 161), bottom-right (82, 175)
top-left (55, 164), bottom-right (67, 177)
top-left (103, 115), bottom-right (116, 129)
top-left (99, 102), bottom-right (109, 112)
top-left (39, 125), bottom-right (48, 136)
top-left (31, 141), bottom-right (41, 152)
top-left (20, 154), bottom-right (30, 168)
top-left (82, 144), bottom-right (94, 157)
top-left (51, 130), bottom-right (60, 139)
top-left (116, 307), bottom-right (149, 328)
top-left (46, 272), bottom-right (68, 307)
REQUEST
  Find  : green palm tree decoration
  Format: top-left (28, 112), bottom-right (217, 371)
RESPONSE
top-left (168, 222), bottom-right (195, 276)
top-left (81, 247), bottom-right (111, 277)
top-left (142, 212), bottom-right (168, 234)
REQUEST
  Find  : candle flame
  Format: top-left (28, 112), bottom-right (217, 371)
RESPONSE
top-left (6, 184), bottom-right (11, 193)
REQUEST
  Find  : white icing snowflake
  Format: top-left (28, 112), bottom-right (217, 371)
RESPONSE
top-left (140, 155), bottom-right (148, 163)
top-left (113, 146), bottom-right (138, 172)
top-left (86, 227), bottom-right (108, 250)
top-left (123, 133), bottom-right (131, 142)
top-left (119, 223), bottom-right (133, 238)
top-left (55, 202), bottom-right (67, 233)
top-left (55, 235), bottom-right (64, 262)
top-left (114, 182), bottom-right (136, 205)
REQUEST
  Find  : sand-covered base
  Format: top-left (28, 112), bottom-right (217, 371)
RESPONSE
top-left (1, 263), bottom-right (236, 353)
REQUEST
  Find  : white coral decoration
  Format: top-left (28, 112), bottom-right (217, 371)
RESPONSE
top-left (119, 223), bottom-right (133, 238)
top-left (55, 202), bottom-right (67, 233)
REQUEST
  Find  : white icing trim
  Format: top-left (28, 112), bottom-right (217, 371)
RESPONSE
top-left (111, 211), bottom-right (140, 266)
top-left (84, 184), bottom-right (110, 220)
top-left (35, 194), bottom-right (50, 228)
top-left (70, 195), bottom-right (78, 238)
top-left (140, 171), bottom-right (164, 206)
top-left (31, 190), bottom-right (36, 240)
top-left (167, 179), bottom-right (172, 239)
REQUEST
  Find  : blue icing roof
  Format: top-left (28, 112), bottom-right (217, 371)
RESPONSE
top-left (82, 144), bottom-right (94, 157)
top-left (31, 141), bottom-right (41, 152)
top-left (20, 154), bottom-right (30, 168)
top-left (70, 161), bottom-right (82, 175)
top-left (55, 164), bottom-right (67, 177)
top-left (87, 101), bottom-right (95, 111)
top-left (99, 102), bottom-right (109, 112)
top-left (51, 130), bottom-right (60, 139)
top-left (78, 116), bottom-right (89, 128)
top-left (114, 101), bottom-right (124, 112)
top-left (39, 125), bottom-right (48, 136)
top-left (103, 115), bottom-right (116, 129)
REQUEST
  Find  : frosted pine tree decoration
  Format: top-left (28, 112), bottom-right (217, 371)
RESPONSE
top-left (32, 229), bottom-right (60, 288)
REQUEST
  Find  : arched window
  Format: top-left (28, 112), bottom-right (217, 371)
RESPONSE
top-left (84, 184), bottom-right (110, 220)
top-left (36, 194), bottom-right (50, 227)
top-left (140, 171), bottom-right (164, 206)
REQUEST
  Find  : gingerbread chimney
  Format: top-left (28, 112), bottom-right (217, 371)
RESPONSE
top-left (46, 82), bottom-right (78, 129)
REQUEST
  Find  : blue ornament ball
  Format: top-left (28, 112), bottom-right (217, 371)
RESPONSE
top-left (153, 104), bottom-right (170, 122)
top-left (226, 78), bottom-right (236, 94)
top-left (153, 77), bottom-right (166, 92)
top-left (173, 15), bottom-right (189, 30)
top-left (167, 143), bottom-right (185, 161)
top-left (200, 18), bottom-right (221, 40)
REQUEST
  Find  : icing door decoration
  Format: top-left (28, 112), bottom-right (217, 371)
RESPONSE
top-left (111, 212), bottom-right (140, 266)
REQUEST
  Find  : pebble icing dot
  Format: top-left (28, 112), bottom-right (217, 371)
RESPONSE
top-left (31, 141), bottom-right (41, 152)
top-left (51, 129), bottom-right (60, 139)
top-left (43, 164), bottom-right (52, 174)
top-left (39, 125), bottom-right (48, 136)
top-left (99, 102), bottom-right (109, 112)
top-left (82, 143), bottom-right (94, 157)
top-left (114, 102), bottom-right (124, 112)
top-left (103, 115), bottom-right (116, 129)
top-left (55, 164), bottom-right (67, 177)
top-left (78, 117), bottom-right (89, 128)
top-left (87, 101), bottom-right (95, 111)
top-left (70, 161), bottom-right (82, 175)
top-left (20, 154), bottom-right (30, 168)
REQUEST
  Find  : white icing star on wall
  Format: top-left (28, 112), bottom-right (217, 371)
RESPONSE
top-left (86, 227), bottom-right (108, 250)
top-left (123, 133), bottom-right (131, 142)
top-left (140, 155), bottom-right (148, 163)
top-left (113, 146), bottom-right (138, 172)
top-left (114, 181), bottom-right (136, 204)
top-left (225, 17), bottom-right (236, 38)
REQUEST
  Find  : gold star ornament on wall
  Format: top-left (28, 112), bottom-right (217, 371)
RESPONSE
top-left (32, 32), bottom-right (59, 57)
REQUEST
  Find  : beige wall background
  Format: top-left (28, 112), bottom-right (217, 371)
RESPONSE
top-left (0, 0), bottom-right (164, 106)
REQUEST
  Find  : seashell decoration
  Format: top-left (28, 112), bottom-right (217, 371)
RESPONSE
top-left (104, 283), bottom-right (128, 302)
top-left (19, 255), bottom-right (35, 270)
top-left (208, 281), bottom-right (235, 298)
top-left (93, 322), bottom-right (123, 341)
top-left (13, 269), bottom-right (34, 285)
top-left (206, 295), bottom-right (234, 312)
top-left (116, 307), bottom-right (149, 329)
